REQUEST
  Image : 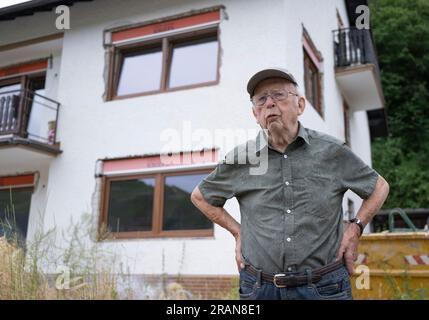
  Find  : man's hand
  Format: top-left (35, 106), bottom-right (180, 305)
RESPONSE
top-left (336, 222), bottom-right (361, 275)
top-left (336, 176), bottom-right (390, 274)
top-left (235, 233), bottom-right (245, 272)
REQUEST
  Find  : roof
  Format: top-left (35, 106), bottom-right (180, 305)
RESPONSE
top-left (0, 0), bottom-right (93, 21)
top-left (0, 0), bottom-right (370, 24)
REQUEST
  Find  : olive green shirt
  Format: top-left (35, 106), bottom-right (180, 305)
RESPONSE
top-left (198, 122), bottom-right (379, 273)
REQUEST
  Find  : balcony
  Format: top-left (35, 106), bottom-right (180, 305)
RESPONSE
top-left (333, 27), bottom-right (385, 112)
top-left (0, 88), bottom-right (61, 170)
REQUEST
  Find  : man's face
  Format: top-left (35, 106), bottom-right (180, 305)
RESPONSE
top-left (251, 78), bottom-right (305, 132)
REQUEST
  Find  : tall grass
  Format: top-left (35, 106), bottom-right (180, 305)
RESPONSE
top-left (0, 209), bottom-right (133, 299)
top-left (0, 189), bottom-right (235, 300)
top-left (384, 267), bottom-right (428, 300)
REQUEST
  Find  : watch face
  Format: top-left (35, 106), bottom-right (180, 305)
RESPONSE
top-left (350, 218), bottom-right (361, 225)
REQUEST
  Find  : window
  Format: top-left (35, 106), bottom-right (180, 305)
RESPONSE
top-left (0, 188), bottom-right (32, 244)
top-left (0, 60), bottom-right (52, 143)
top-left (302, 28), bottom-right (323, 117)
top-left (0, 75), bottom-right (47, 138)
top-left (0, 174), bottom-right (35, 245)
top-left (101, 170), bottom-right (213, 239)
top-left (105, 10), bottom-right (221, 100)
top-left (107, 177), bottom-right (156, 232)
top-left (303, 50), bottom-right (321, 112)
top-left (110, 31), bottom-right (219, 99)
top-left (0, 82), bottom-right (21, 133)
top-left (168, 36), bottom-right (218, 88)
top-left (162, 173), bottom-right (212, 231)
top-left (116, 46), bottom-right (163, 96)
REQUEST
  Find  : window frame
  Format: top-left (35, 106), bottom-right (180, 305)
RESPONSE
top-left (0, 72), bottom-right (46, 137)
top-left (100, 168), bottom-right (214, 240)
top-left (0, 174), bottom-right (35, 242)
top-left (343, 99), bottom-right (351, 146)
top-left (0, 186), bottom-right (33, 240)
top-left (302, 28), bottom-right (324, 118)
top-left (107, 27), bottom-right (220, 101)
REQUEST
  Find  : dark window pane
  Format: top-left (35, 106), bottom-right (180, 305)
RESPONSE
top-left (168, 36), bottom-right (218, 88)
top-left (107, 178), bottom-right (155, 232)
top-left (312, 70), bottom-right (318, 107)
top-left (163, 173), bottom-right (213, 231)
top-left (117, 47), bottom-right (162, 96)
top-left (0, 187), bottom-right (32, 244)
top-left (28, 76), bottom-right (45, 91)
top-left (304, 51), bottom-right (319, 110)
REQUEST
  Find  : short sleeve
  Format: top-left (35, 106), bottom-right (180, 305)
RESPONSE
top-left (336, 144), bottom-right (379, 199)
top-left (197, 161), bottom-right (238, 207)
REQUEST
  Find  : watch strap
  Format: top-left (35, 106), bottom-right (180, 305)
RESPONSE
top-left (349, 218), bottom-right (364, 236)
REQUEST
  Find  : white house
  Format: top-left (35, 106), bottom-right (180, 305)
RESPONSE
top-left (0, 0), bottom-right (386, 298)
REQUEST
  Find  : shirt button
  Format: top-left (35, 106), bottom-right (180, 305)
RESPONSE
top-left (286, 237), bottom-right (291, 242)
top-left (283, 154), bottom-right (288, 159)
top-left (285, 181), bottom-right (290, 186)
top-left (286, 209), bottom-right (291, 214)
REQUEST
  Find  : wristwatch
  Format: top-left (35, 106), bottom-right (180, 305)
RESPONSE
top-left (349, 218), bottom-right (364, 236)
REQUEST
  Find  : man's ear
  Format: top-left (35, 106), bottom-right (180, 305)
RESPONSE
top-left (297, 96), bottom-right (306, 116)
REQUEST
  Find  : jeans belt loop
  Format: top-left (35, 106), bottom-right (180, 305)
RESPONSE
top-left (305, 268), bottom-right (313, 287)
top-left (255, 268), bottom-right (262, 288)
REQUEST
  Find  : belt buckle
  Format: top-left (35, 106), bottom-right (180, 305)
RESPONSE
top-left (273, 273), bottom-right (287, 288)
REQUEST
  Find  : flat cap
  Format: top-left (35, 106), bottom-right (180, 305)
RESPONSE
top-left (247, 68), bottom-right (298, 97)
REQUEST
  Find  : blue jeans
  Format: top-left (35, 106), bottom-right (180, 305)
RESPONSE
top-left (238, 264), bottom-right (353, 300)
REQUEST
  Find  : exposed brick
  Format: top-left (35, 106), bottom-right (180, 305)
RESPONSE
top-left (141, 274), bottom-right (238, 299)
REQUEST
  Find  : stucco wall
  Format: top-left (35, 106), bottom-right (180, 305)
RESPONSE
top-left (0, 0), bottom-right (375, 275)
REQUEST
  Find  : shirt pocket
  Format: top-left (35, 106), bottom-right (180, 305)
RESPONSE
top-left (305, 174), bottom-right (335, 218)
top-left (293, 173), bottom-right (335, 219)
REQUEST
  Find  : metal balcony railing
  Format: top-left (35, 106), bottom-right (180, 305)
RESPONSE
top-left (0, 89), bottom-right (60, 146)
top-left (333, 27), bottom-right (380, 72)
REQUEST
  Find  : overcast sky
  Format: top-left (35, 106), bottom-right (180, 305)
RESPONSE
top-left (0, 0), bottom-right (32, 9)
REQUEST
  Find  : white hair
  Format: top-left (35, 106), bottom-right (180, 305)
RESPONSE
top-left (289, 83), bottom-right (304, 106)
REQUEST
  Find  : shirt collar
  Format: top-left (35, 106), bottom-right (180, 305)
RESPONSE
top-left (255, 121), bottom-right (310, 153)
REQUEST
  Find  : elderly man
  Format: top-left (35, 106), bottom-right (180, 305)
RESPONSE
top-left (191, 68), bottom-right (390, 300)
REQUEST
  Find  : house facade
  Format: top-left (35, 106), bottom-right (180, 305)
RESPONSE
top-left (0, 0), bottom-right (386, 298)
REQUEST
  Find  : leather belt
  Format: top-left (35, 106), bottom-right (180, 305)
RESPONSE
top-left (244, 260), bottom-right (344, 288)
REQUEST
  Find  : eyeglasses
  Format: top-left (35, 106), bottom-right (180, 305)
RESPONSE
top-left (251, 90), bottom-right (299, 107)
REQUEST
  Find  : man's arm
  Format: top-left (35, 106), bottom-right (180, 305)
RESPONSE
top-left (191, 186), bottom-right (244, 271)
top-left (354, 175), bottom-right (390, 227)
top-left (337, 175), bottom-right (390, 274)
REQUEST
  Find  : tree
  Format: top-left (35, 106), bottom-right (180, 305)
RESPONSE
top-left (370, 0), bottom-right (429, 208)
